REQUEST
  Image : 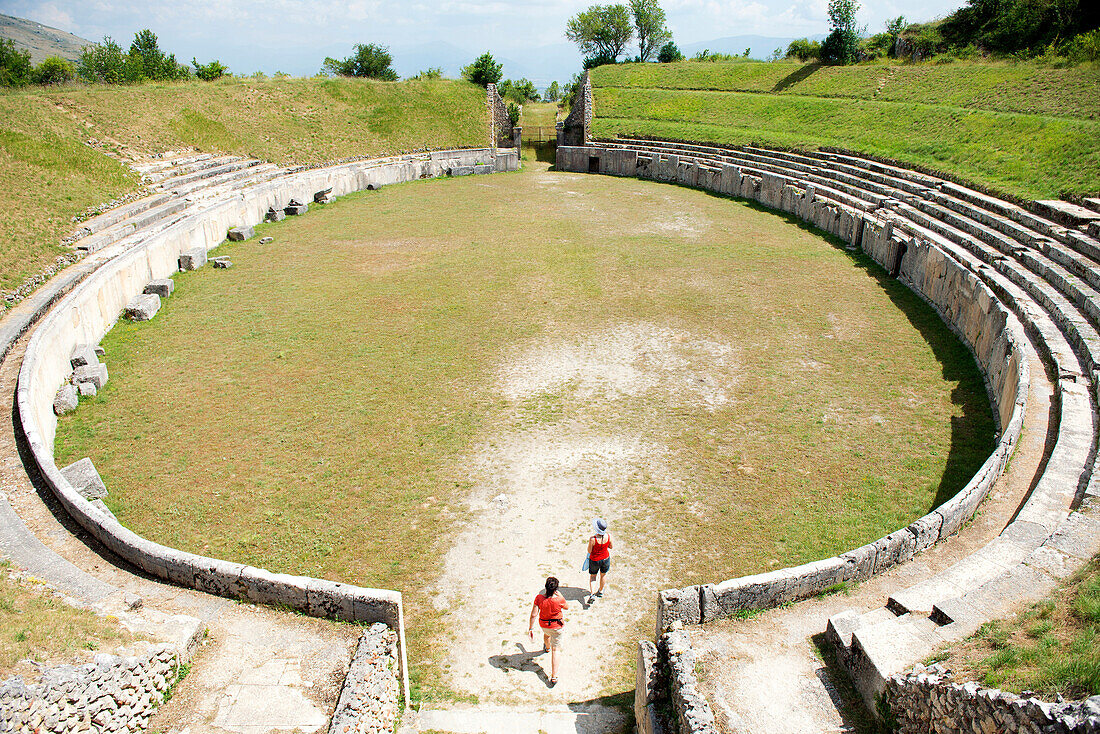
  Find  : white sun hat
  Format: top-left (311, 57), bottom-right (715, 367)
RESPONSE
top-left (593, 518), bottom-right (609, 536)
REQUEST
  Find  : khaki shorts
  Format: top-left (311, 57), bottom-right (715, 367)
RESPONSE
top-left (540, 626), bottom-right (564, 650)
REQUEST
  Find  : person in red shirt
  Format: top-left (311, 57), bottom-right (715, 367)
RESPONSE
top-left (528, 576), bottom-right (567, 686)
top-left (586, 518), bottom-right (612, 604)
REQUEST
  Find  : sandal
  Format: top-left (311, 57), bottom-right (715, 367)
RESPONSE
top-left (549, 677), bottom-right (558, 687)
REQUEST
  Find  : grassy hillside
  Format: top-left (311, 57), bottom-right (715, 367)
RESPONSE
top-left (590, 60), bottom-right (1100, 200)
top-left (0, 77), bottom-right (488, 299)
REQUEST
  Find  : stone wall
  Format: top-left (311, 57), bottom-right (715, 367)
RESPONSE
top-left (555, 144), bottom-right (1029, 630)
top-left (328, 623), bottom-right (400, 734)
top-left (661, 626), bottom-right (718, 734)
top-left (886, 665), bottom-right (1100, 733)
top-left (14, 148), bottom-right (520, 714)
top-left (0, 643), bottom-right (182, 733)
top-left (559, 72), bottom-right (592, 147)
top-left (486, 84), bottom-right (514, 149)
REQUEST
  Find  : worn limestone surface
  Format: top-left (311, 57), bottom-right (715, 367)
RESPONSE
top-left (327, 623), bottom-right (399, 734)
top-left (226, 225), bottom-right (254, 242)
top-left (178, 247), bottom-right (207, 271)
top-left (52, 383), bottom-right (77, 415)
top-left (142, 279), bottom-right (173, 299)
top-left (887, 665), bottom-right (1100, 734)
top-left (124, 293), bottom-right (161, 321)
top-left (0, 643), bottom-right (181, 733)
top-left (59, 457), bottom-right (108, 501)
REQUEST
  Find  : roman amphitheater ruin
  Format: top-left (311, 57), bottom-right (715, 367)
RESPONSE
top-left (0, 79), bottom-right (1098, 734)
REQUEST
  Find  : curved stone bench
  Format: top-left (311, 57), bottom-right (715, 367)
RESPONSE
top-left (560, 139), bottom-right (1100, 720)
top-left (14, 146), bottom-right (520, 710)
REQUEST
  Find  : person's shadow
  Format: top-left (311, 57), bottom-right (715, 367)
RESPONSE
top-left (559, 585), bottom-right (591, 609)
top-left (488, 642), bottom-right (551, 686)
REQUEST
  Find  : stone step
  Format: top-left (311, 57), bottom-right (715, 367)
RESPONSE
top-left (142, 154), bottom-right (241, 183)
top-left (75, 198), bottom-right (189, 253)
top-left (129, 152), bottom-right (215, 175)
top-left (167, 162), bottom-right (280, 198)
top-left (66, 194), bottom-right (172, 241)
top-left (153, 158), bottom-right (264, 193)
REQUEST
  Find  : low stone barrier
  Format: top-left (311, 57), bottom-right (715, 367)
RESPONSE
top-left (661, 626), bottom-right (718, 734)
top-left (328, 623), bottom-right (400, 734)
top-left (14, 148), bottom-right (519, 711)
top-left (554, 145), bottom-right (1030, 629)
top-left (0, 643), bottom-right (182, 732)
top-left (885, 664), bottom-right (1100, 733)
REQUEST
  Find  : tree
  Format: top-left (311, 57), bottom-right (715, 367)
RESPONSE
top-left (507, 102), bottom-right (521, 126)
top-left (545, 80), bottom-right (561, 101)
top-left (31, 56), bottom-right (75, 85)
top-left (822, 0), bottom-right (864, 64)
top-left (630, 0), bottom-right (672, 62)
top-left (657, 41), bottom-right (683, 62)
top-left (885, 15), bottom-right (906, 56)
top-left (499, 78), bottom-right (540, 104)
top-left (128, 29), bottom-right (189, 81)
top-left (0, 38), bottom-right (32, 87)
top-left (77, 37), bottom-right (127, 84)
top-left (786, 38), bottom-right (823, 61)
top-left (193, 57), bottom-right (229, 81)
top-left (461, 51), bottom-right (503, 87)
top-left (565, 5), bottom-right (634, 62)
top-left (322, 44), bottom-right (398, 80)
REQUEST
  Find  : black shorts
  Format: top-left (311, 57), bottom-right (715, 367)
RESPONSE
top-left (589, 557), bottom-right (610, 575)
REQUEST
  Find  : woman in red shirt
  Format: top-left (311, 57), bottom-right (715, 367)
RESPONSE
top-left (528, 576), bottom-right (567, 685)
top-left (586, 518), bottom-right (612, 604)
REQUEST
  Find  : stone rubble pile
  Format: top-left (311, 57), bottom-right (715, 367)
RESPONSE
top-left (0, 643), bottom-right (181, 733)
top-left (327, 623), bottom-right (400, 734)
top-left (54, 344), bottom-right (110, 415)
top-left (886, 665), bottom-right (1100, 734)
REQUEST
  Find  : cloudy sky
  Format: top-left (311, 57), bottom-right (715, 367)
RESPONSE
top-left (2, 0), bottom-right (963, 82)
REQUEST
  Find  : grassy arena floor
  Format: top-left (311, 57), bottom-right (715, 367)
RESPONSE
top-left (53, 161), bottom-right (995, 697)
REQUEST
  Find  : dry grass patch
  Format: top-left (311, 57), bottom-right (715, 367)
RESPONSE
top-left (0, 563), bottom-right (132, 678)
top-left (54, 162), bottom-right (994, 698)
top-left (930, 555), bottom-right (1100, 698)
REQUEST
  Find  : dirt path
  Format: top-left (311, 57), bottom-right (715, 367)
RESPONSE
top-left (688, 342), bottom-right (1054, 733)
top-left (431, 322), bottom-right (740, 705)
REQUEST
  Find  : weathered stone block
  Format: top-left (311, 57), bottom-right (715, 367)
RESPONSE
top-left (70, 344), bottom-right (99, 369)
top-left (60, 457), bottom-right (108, 500)
top-left (124, 294), bottom-right (161, 321)
top-left (306, 578), bottom-right (356, 620)
top-left (313, 188), bottom-right (333, 204)
top-left (191, 558), bottom-right (245, 597)
top-left (53, 384), bottom-right (78, 415)
top-left (236, 566), bottom-right (308, 611)
top-left (657, 586), bottom-right (700, 631)
top-left (284, 200), bottom-right (308, 215)
top-left (211, 257), bottom-right (232, 269)
top-left (142, 279), bottom-right (174, 298)
top-left (367, 182), bottom-right (383, 191)
top-left (265, 207), bottom-right (285, 222)
top-left (77, 381), bottom-right (97, 398)
top-left (259, 236), bottom-right (273, 244)
top-left (73, 363), bottom-right (108, 390)
top-left (227, 226), bottom-right (254, 242)
top-left (178, 247), bottom-right (207, 271)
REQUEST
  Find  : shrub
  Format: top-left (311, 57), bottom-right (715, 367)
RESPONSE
top-left (583, 52), bottom-right (618, 69)
top-left (322, 43), bottom-right (398, 80)
top-left (786, 38), bottom-right (823, 61)
top-left (461, 52), bottom-right (503, 87)
top-left (657, 41), bottom-right (683, 62)
top-left (31, 56), bottom-right (75, 85)
top-left (1065, 29), bottom-right (1100, 63)
top-left (0, 39), bottom-right (32, 87)
top-left (129, 29), bottom-right (190, 81)
top-left (193, 58), bottom-right (229, 81)
top-left (77, 37), bottom-right (127, 84)
top-left (412, 67), bottom-right (443, 80)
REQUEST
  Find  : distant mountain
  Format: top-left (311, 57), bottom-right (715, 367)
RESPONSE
top-left (0, 13), bottom-right (92, 63)
top-left (681, 34), bottom-right (827, 60)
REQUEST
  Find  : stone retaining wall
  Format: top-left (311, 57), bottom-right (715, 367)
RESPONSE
top-left (0, 643), bottom-right (182, 733)
top-left (555, 144), bottom-right (1029, 629)
top-left (661, 626), bottom-right (718, 734)
top-left (328, 623), bottom-right (400, 734)
top-left (559, 72), bottom-right (592, 147)
top-left (14, 148), bottom-right (520, 712)
top-left (486, 84), bottom-right (514, 149)
top-left (886, 665), bottom-right (1100, 733)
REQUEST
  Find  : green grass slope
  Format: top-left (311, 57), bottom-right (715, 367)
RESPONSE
top-left (590, 60), bottom-right (1100, 200)
top-left (0, 77), bottom-right (488, 299)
